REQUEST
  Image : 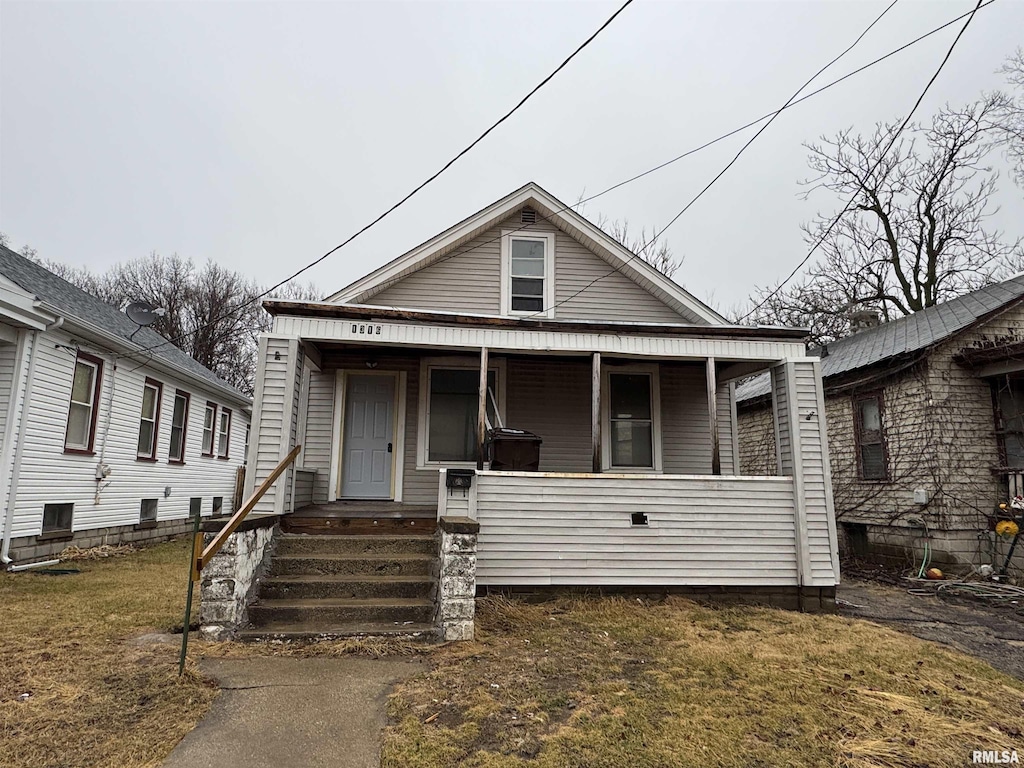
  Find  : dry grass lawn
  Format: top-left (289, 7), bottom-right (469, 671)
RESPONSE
top-left (382, 596), bottom-right (1024, 768)
top-left (0, 538), bottom-right (215, 768)
top-left (3, 539), bottom-right (1024, 768)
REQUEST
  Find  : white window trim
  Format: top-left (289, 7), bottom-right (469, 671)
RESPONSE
top-left (217, 408), bottom-right (232, 458)
top-left (416, 356), bottom-right (507, 470)
top-left (202, 403), bottom-right (217, 457)
top-left (331, 369), bottom-right (407, 502)
top-left (65, 357), bottom-right (101, 451)
top-left (601, 363), bottom-right (663, 472)
top-left (500, 230), bottom-right (555, 318)
top-left (136, 380), bottom-right (162, 459)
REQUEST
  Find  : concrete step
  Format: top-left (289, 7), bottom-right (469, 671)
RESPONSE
top-left (236, 621), bottom-right (436, 642)
top-left (261, 575), bottom-right (435, 601)
top-left (269, 554), bottom-right (434, 578)
top-left (248, 598), bottom-right (434, 627)
top-left (283, 516), bottom-right (436, 536)
top-left (276, 534), bottom-right (436, 557)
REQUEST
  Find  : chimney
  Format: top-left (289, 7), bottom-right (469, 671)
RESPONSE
top-left (849, 308), bottom-right (881, 334)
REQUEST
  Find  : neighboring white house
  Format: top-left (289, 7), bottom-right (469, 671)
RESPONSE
top-left (242, 182), bottom-right (840, 609)
top-left (0, 246), bottom-right (251, 567)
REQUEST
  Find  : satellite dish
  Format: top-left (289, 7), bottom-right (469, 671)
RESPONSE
top-left (126, 301), bottom-right (160, 326)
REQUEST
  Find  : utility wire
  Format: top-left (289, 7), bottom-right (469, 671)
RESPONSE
top-left (740, 0), bottom-right (987, 322)
top-left (528, 0), bottom-right (901, 318)
top-left (126, 0), bottom-right (993, 370)
top-left (124, 0), bottom-right (635, 369)
top-left (358, 0), bottom-right (992, 303)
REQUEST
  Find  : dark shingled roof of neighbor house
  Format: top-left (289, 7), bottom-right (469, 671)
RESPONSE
top-left (0, 245), bottom-right (249, 403)
top-left (735, 274), bottom-right (1024, 403)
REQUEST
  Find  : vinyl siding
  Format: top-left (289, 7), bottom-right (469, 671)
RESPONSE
top-left (0, 340), bottom-right (14, 440)
top-left (474, 473), bottom-right (799, 586)
top-left (9, 327), bottom-right (249, 538)
top-left (249, 336), bottom-right (301, 514)
top-left (365, 215), bottom-right (689, 324)
top-left (303, 368), bottom-right (336, 504)
top-left (661, 362), bottom-right (712, 474)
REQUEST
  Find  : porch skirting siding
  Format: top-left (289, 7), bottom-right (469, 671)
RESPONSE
top-left (470, 473), bottom-right (838, 587)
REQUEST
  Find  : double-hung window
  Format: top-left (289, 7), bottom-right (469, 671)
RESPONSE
top-left (603, 367), bottom-right (662, 471)
top-left (202, 402), bottom-right (217, 457)
top-left (419, 360), bottom-right (503, 466)
top-left (64, 353), bottom-right (103, 453)
top-left (136, 378), bottom-right (163, 460)
top-left (168, 390), bottom-right (190, 464)
top-left (853, 393), bottom-right (888, 481)
top-left (217, 408), bottom-right (232, 459)
top-left (501, 230), bottom-right (554, 317)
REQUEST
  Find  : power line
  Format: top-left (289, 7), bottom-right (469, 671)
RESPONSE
top-left (359, 0), bottom-right (992, 304)
top-left (528, 0), bottom-right (902, 318)
top-left (740, 0), bottom-right (987, 323)
top-left (124, 0), bottom-right (635, 368)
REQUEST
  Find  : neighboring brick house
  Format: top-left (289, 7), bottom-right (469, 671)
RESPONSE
top-left (736, 277), bottom-right (1024, 576)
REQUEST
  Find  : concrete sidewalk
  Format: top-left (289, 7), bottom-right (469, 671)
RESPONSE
top-left (163, 657), bottom-right (425, 768)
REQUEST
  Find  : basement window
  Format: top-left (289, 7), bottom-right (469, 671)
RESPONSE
top-left (139, 498), bottom-right (158, 528)
top-left (212, 497), bottom-right (224, 517)
top-left (189, 497), bottom-right (203, 520)
top-left (41, 503), bottom-right (73, 538)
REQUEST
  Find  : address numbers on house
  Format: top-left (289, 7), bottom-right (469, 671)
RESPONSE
top-left (350, 323), bottom-right (383, 336)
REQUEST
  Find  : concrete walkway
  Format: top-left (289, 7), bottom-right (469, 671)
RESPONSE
top-left (163, 657), bottom-right (425, 768)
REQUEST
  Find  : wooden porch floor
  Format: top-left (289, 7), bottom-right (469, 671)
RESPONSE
top-left (285, 501), bottom-right (437, 535)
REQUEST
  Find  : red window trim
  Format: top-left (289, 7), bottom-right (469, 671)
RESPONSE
top-left (63, 352), bottom-right (104, 455)
top-left (168, 389), bottom-right (191, 465)
top-left (202, 401), bottom-right (218, 458)
top-left (136, 377), bottom-right (164, 462)
top-left (217, 407), bottom-right (232, 460)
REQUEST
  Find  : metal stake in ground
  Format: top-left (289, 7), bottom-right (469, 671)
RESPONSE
top-left (178, 509), bottom-right (203, 676)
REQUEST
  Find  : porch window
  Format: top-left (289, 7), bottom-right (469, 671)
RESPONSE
top-left (136, 378), bottom-right (163, 460)
top-left (609, 373), bottom-right (655, 468)
top-left (853, 393), bottom-right (888, 480)
top-left (168, 390), bottom-right (190, 464)
top-left (426, 368), bottom-right (497, 463)
top-left (501, 230), bottom-right (554, 317)
top-left (64, 353), bottom-right (103, 453)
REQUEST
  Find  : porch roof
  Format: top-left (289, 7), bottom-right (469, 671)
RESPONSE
top-left (263, 300), bottom-right (809, 342)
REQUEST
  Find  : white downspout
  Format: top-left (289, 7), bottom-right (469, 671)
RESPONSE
top-left (1, 326), bottom-right (44, 565)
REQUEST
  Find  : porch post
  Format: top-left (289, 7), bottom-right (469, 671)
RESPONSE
top-left (706, 357), bottom-right (721, 475)
top-left (592, 352), bottom-right (602, 473)
top-left (477, 347), bottom-right (489, 471)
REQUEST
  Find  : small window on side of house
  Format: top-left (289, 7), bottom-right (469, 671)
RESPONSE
top-left (854, 393), bottom-right (888, 481)
top-left (168, 391), bottom-right (190, 463)
top-left (202, 403), bottom-right (217, 457)
top-left (65, 354), bottom-right (103, 453)
top-left (217, 408), bottom-right (232, 459)
top-left (137, 379), bottom-right (163, 460)
top-left (42, 503), bottom-right (73, 536)
top-left (140, 498), bottom-right (158, 525)
top-left (212, 497), bottom-right (223, 516)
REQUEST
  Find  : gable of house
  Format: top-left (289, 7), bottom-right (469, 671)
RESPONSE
top-left (329, 184), bottom-right (724, 326)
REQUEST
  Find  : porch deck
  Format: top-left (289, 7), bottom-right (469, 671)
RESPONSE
top-left (285, 500), bottom-right (437, 535)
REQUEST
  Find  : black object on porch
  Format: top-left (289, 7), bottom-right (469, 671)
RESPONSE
top-left (487, 428), bottom-right (543, 471)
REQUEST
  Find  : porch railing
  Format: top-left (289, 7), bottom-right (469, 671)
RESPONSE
top-left (178, 444), bottom-right (301, 673)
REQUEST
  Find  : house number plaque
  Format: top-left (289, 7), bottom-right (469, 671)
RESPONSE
top-left (350, 323), bottom-right (383, 336)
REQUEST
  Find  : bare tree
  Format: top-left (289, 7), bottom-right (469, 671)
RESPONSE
top-left (991, 47), bottom-right (1024, 187)
top-left (573, 193), bottom-right (684, 278)
top-left (747, 97), bottom-right (1022, 343)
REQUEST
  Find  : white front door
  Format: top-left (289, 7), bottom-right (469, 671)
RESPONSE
top-left (341, 375), bottom-right (395, 499)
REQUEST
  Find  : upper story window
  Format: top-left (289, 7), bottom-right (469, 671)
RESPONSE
top-left (64, 353), bottom-right (103, 454)
top-left (217, 408), bottom-right (232, 458)
top-left (168, 390), bottom-right (190, 464)
top-left (202, 402), bottom-right (217, 457)
top-left (500, 230), bottom-right (554, 318)
top-left (136, 378), bottom-right (163, 460)
top-left (853, 393), bottom-right (888, 481)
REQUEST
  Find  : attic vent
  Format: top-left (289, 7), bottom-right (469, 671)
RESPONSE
top-left (520, 207), bottom-right (537, 225)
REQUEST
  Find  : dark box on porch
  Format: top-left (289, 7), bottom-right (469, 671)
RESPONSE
top-left (487, 428), bottom-right (543, 471)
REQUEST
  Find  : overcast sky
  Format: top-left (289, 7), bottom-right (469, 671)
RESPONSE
top-left (2, 0), bottom-right (1023, 313)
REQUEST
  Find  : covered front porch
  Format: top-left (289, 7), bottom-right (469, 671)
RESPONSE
top-left (245, 303), bottom-right (840, 591)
